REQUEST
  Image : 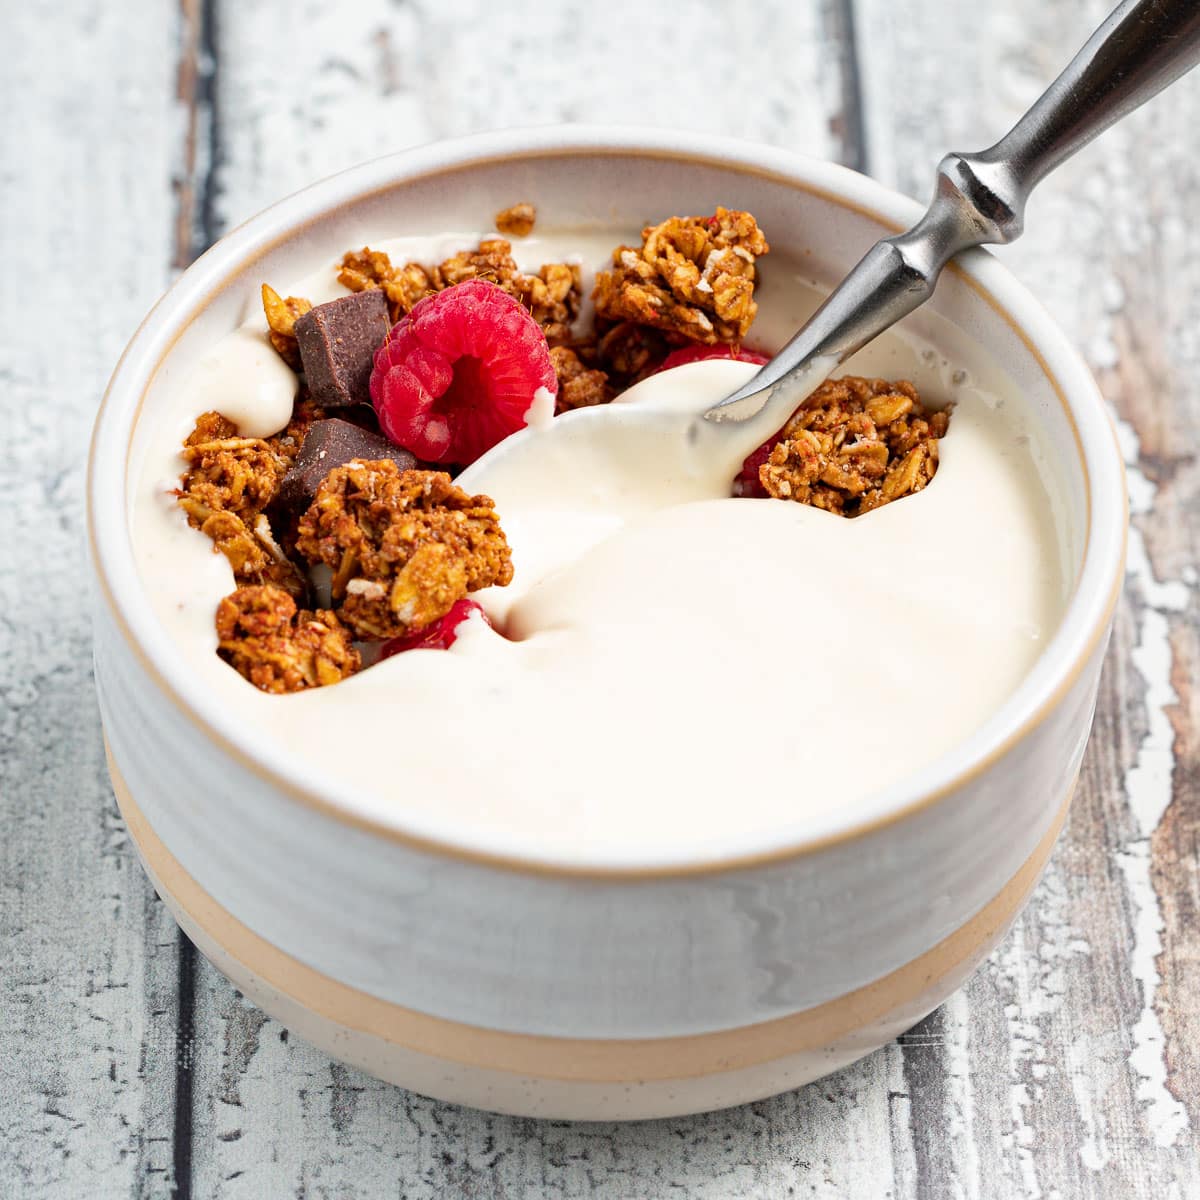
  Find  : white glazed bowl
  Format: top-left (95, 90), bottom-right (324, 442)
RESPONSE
top-left (89, 127), bottom-right (1126, 1120)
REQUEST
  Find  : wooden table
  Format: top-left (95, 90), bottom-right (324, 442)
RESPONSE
top-left (4, 1), bottom-right (1198, 1194)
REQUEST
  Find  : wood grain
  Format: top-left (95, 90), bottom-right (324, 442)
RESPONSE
top-left (2, 0), bottom-right (1198, 1196)
top-left (207, 0), bottom-right (847, 231)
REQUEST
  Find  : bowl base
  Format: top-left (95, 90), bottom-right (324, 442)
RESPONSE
top-left (110, 759), bottom-right (1067, 1121)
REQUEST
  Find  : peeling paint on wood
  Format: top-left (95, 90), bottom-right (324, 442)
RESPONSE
top-left (3, 0), bottom-right (1199, 1196)
top-left (857, 0), bottom-right (1200, 1194)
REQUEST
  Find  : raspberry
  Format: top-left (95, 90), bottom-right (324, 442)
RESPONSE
top-left (370, 279), bottom-right (557, 465)
top-left (735, 439), bottom-right (777, 498)
top-left (652, 344), bottom-right (770, 374)
top-left (379, 598), bottom-right (491, 657)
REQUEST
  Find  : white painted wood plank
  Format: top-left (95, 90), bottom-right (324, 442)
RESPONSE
top-left (188, 980), bottom-right (915, 1200)
top-left (856, 1), bottom-right (1200, 1196)
top-left (209, 0), bottom-right (850, 230)
top-left (0, 1), bottom-right (190, 1196)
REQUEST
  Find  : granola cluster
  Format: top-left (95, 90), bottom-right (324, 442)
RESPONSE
top-left (334, 239), bottom-right (582, 345)
top-left (549, 346), bottom-right (613, 412)
top-left (175, 411), bottom-right (309, 598)
top-left (494, 202), bottom-right (536, 238)
top-left (178, 412), bottom-right (282, 522)
top-left (337, 248), bottom-right (436, 322)
top-left (593, 208), bottom-right (769, 345)
top-left (178, 405), bottom-right (511, 689)
top-left (295, 460), bottom-right (513, 640)
top-left (216, 585), bottom-right (360, 694)
top-left (187, 443), bottom-right (511, 691)
top-left (758, 376), bottom-right (949, 516)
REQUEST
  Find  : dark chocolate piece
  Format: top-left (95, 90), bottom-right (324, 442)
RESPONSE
top-left (294, 289), bottom-right (390, 408)
top-left (277, 418), bottom-right (416, 515)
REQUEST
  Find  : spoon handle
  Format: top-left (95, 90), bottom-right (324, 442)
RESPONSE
top-left (707, 0), bottom-right (1200, 425)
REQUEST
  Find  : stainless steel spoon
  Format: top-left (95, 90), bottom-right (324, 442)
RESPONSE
top-left (705, 0), bottom-right (1200, 428)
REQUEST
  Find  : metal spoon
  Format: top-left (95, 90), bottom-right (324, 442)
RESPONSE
top-left (705, 0), bottom-right (1200, 429)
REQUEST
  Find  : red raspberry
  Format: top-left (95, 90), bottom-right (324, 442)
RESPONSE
top-left (379, 599), bottom-right (491, 657)
top-left (734, 439), bottom-right (777, 498)
top-left (652, 344), bottom-right (770, 374)
top-left (370, 280), bottom-right (557, 465)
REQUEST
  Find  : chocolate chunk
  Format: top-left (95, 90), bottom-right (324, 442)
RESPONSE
top-left (277, 418), bottom-right (416, 515)
top-left (294, 289), bottom-right (390, 408)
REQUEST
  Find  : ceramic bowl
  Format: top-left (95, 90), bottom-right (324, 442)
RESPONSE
top-left (88, 127), bottom-right (1126, 1120)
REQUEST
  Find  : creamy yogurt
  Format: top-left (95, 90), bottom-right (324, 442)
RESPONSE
top-left (132, 231), bottom-right (1068, 855)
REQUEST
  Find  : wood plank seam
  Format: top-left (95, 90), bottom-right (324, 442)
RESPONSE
top-left (170, 0), bottom-right (224, 1195)
top-left (822, 0), bottom-right (870, 174)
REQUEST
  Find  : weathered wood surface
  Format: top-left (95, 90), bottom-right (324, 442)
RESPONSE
top-left (857, 4), bottom-right (1200, 1195)
top-left (0, 4), bottom-right (186, 1197)
top-left (2, 0), bottom-right (1197, 1195)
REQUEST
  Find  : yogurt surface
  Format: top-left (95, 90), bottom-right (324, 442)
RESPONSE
top-left (132, 230), bottom-right (1068, 857)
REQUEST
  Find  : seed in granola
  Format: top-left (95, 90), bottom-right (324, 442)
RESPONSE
top-left (495, 202), bottom-right (536, 237)
top-left (215, 584), bottom-right (360, 694)
top-left (294, 460), bottom-right (513, 639)
top-left (267, 391), bottom-right (328, 467)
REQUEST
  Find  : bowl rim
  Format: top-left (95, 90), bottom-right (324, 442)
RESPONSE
top-left (88, 125), bottom-right (1127, 878)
